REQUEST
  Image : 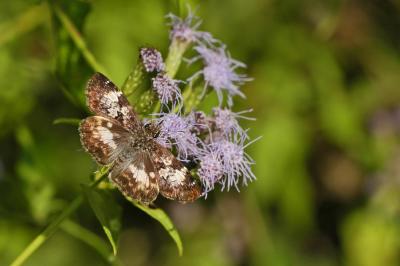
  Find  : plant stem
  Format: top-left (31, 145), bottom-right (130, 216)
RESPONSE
top-left (52, 5), bottom-right (108, 75)
top-left (165, 38), bottom-right (189, 78)
top-left (10, 196), bottom-right (83, 266)
top-left (10, 169), bottom-right (110, 266)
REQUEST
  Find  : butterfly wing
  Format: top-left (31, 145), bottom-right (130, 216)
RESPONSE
top-left (79, 116), bottom-right (130, 165)
top-left (110, 151), bottom-right (159, 203)
top-left (152, 144), bottom-right (202, 203)
top-left (86, 72), bottom-right (141, 132)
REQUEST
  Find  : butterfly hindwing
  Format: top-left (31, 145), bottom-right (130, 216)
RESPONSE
top-left (110, 151), bottom-right (159, 203)
top-left (86, 73), bottom-right (141, 131)
top-left (152, 144), bottom-right (202, 203)
top-left (79, 116), bottom-right (129, 165)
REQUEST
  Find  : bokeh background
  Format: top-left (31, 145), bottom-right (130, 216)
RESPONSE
top-left (1, 0), bottom-right (400, 265)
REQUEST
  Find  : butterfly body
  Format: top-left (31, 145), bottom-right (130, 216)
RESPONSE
top-left (79, 73), bottom-right (202, 204)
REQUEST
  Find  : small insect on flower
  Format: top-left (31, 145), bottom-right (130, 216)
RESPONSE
top-left (191, 45), bottom-right (251, 106)
top-left (140, 47), bottom-right (165, 72)
top-left (152, 73), bottom-right (182, 106)
top-left (79, 73), bottom-right (202, 204)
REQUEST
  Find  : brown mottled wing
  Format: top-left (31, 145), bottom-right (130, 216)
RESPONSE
top-left (79, 116), bottom-right (129, 165)
top-left (110, 151), bottom-right (159, 204)
top-left (152, 144), bottom-right (202, 203)
top-left (86, 72), bottom-right (141, 131)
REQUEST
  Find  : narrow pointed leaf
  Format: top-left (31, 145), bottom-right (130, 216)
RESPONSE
top-left (131, 201), bottom-right (183, 256)
top-left (83, 185), bottom-right (122, 255)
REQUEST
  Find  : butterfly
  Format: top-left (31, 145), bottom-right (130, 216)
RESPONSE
top-left (79, 73), bottom-right (202, 204)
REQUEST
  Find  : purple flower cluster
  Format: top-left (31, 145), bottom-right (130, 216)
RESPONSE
top-left (167, 11), bottom-right (250, 106)
top-left (139, 47), bottom-right (182, 107)
top-left (147, 10), bottom-right (258, 195)
top-left (151, 73), bottom-right (182, 106)
top-left (154, 112), bottom-right (199, 161)
top-left (140, 47), bottom-right (165, 73)
top-left (191, 46), bottom-right (250, 106)
top-left (213, 107), bottom-right (255, 138)
top-left (166, 10), bottom-right (217, 45)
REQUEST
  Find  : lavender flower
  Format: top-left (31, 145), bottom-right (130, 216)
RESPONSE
top-left (192, 45), bottom-right (250, 106)
top-left (147, 10), bottom-right (258, 197)
top-left (154, 112), bottom-right (200, 160)
top-left (140, 47), bottom-right (165, 72)
top-left (197, 148), bottom-right (224, 193)
top-left (213, 107), bottom-right (254, 138)
top-left (166, 11), bottom-right (217, 45)
top-left (152, 73), bottom-right (182, 106)
top-left (208, 134), bottom-right (257, 191)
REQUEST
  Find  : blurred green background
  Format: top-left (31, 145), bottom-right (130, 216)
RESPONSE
top-left (1, 0), bottom-right (400, 265)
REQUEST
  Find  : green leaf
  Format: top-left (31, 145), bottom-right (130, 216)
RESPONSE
top-left (83, 185), bottom-right (122, 255)
top-left (60, 220), bottom-right (115, 264)
top-left (49, 1), bottom-right (101, 107)
top-left (131, 200), bottom-right (183, 256)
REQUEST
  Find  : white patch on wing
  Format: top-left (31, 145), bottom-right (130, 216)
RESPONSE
top-left (96, 127), bottom-right (117, 149)
top-left (120, 106), bottom-right (130, 116)
top-left (161, 156), bottom-right (172, 166)
top-left (101, 91), bottom-right (123, 118)
top-left (128, 164), bottom-right (150, 187)
top-left (159, 167), bottom-right (187, 186)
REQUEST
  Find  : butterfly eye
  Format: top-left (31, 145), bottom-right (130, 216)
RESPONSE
top-left (153, 129), bottom-right (160, 138)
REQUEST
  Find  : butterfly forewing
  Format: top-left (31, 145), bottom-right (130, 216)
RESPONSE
top-left (79, 116), bottom-right (129, 165)
top-left (86, 73), bottom-right (141, 131)
top-left (152, 145), bottom-right (202, 203)
top-left (110, 151), bottom-right (159, 203)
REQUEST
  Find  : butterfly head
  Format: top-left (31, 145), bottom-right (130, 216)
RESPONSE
top-left (143, 121), bottom-right (161, 139)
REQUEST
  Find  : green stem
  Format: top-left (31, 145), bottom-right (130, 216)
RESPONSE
top-left (165, 38), bottom-right (190, 78)
top-left (52, 5), bottom-right (108, 75)
top-left (10, 168), bottom-right (110, 266)
top-left (11, 196), bottom-right (83, 266)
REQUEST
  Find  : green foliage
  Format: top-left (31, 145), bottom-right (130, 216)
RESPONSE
top-left (131, 201), bottom-right (183, 256)
top-left (49, 0), bottom-right (94, 107)
top-left (83, 185), bottom-right (122, 256)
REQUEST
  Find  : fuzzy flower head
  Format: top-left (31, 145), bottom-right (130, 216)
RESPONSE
top-left (152, 73), bottom-right (182, 106)
top-left (155, 112), bottom-right (200, 160)
top-left (208, 134), bottom-right (257, 191)
top-left (213, 107), bottom-right (254, 138)
top-left (140, 47), bottom-right (165, 72)
top-left (197, 148), bottom-right (224, 194)
top-left (166, 11), bottom-right (216, 45)
top-left (193, 45), bottom-right (250, 106)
